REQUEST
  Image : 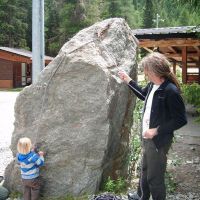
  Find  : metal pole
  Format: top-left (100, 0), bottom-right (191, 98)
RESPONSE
top-left (32, 0), bottom-right (44, 83)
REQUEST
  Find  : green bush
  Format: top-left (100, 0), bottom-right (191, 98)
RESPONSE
top-left (181, 83), bottom-right (200, 106)
top-left (103, 176), bottom-right (126, 193)
top-left (129, 99), bottom-right (143, 169)
top-left (181, 83), bottom-right (200, 121)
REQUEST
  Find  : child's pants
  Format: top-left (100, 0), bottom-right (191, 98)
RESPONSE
top-left (22, 177), bottom-right (41, 200)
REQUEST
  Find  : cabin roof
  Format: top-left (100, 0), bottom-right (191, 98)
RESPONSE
top-left (0, 47), bottom-right (53, 60)
top-left (132, 26), bottom-right (200, 36)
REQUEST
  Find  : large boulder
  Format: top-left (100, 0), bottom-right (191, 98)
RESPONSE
top-left (4, 18), bottom-right (138, 198)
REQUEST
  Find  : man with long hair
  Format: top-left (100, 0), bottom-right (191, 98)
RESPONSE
top-left (118, 52), bottom-right (187, 200)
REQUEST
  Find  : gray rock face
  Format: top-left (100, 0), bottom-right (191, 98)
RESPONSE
top-left (4, 18), bottom-right (138, 198)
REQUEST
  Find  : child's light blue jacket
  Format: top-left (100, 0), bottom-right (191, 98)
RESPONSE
top-left (17, 151), bottom-right (44, 179)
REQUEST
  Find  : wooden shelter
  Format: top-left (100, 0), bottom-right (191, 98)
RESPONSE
top-left (0, 47), bottom-right (53, 88)
top-left (132, 26), bottom-right (200, 84)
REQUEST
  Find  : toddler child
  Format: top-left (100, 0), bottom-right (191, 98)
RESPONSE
top-left (17, 137), bottom-right (44, 200)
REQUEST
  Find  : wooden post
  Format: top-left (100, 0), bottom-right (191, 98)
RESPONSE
top-left (182, 46), bottom-right (187, 84)
top-left (173, 61), bottom-right (176, 75)
top-left (198, 57), bottom-right (200, 84)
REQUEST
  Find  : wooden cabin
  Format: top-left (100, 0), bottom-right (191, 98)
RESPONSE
top-left (133, 26), bottom-right (200, 84)
top-left (0, 47), bottom-right (53, 88)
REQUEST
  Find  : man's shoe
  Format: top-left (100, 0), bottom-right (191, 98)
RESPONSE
top-left (127, 192), bottom-right (140, 200)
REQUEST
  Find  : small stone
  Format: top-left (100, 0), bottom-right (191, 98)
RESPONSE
top-left (193, 157), bottom-right (199, 164)
top-left (190, 147), bottom-right (195, 151)
top-left (188, 193), bottom-right (194, 199)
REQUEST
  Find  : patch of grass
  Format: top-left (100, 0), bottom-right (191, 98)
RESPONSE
top-left (9, 191), bottom-right (23, 199)
top-left (0, 87), bottom-right (23, 92)
top-left (40, 194), bottom-right (88, 200)
top-left (165, 171), bottom-right (177, 194)
top-left (9, 191), bottom-right (90, 200)
top-left (102, 176), bottom-right (127, 194)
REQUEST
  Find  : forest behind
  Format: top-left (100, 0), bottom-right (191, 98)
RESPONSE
top-left (0, 0), bottom-right (200, 57)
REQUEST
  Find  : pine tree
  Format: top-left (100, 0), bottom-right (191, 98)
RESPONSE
top-left (143, 0), bottom-right (154, 28)
top-left (45, 0), bottom-right (60, 55)
top-left (84, 0), bottom-right (103, 24)
top-left (177, 0), bottom-right (200, 10)
top-left (25, 1), bottom-right (32, 50)
top-left (0, 0), bottom-right (28, 48)
top-left (108, 0), bottom-right (121, 17)
top-left (58, 1), bottom-right (88, 50)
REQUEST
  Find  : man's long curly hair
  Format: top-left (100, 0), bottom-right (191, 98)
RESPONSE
top-left (139, 52), bottom-right (181, 91)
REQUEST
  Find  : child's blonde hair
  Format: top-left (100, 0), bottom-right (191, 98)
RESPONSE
top-left (17, 137), bottom-right (32, 154)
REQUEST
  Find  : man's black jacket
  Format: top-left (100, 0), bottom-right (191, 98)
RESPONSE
top-left (129, 79), bottom-right (187, 149)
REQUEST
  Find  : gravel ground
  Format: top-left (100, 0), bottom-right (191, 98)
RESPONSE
top-left (4, 192), bottom-right (200, 200)
top-left (0, 91), bottom-right (19, 176)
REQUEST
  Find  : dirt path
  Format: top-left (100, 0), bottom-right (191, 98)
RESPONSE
top-left (167, 112), bottom-right (200, 195)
